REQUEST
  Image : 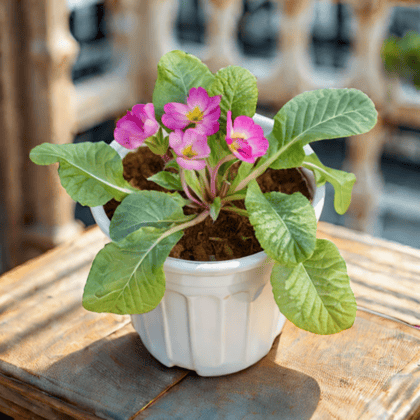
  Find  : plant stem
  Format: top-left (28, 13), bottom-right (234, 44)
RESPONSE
top-left (221, 193), bottom-right (246, 204)
top-left (197, 168), bottom-right (212, 200)
top-left (160, 210), bottom-right (210, 240)
top-left (180, 168), bottom-right (203, 207)
top-left (161, 149), bottom-right (172, 164)
top-left (209, 154), bottom-right (236, 197)
top-left (223, 206), bottom-right (248, 217)
top-left (234, 141), bottom-right (296, 193)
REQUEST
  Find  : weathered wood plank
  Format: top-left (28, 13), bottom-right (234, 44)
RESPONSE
top-left (0, 374), bottom-right (96, 420)
top-left (317, 221), bottom-right (420, 326)
top-left (0, 226), bottom-right (187, 420)
top-left (0, 0), bottom-right (23, 270)
top-left (135, 311), bottom-right (420, 420)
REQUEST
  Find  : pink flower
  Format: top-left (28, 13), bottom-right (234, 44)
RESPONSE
top-left (114, 103), bottom-right (159, 149)
top-left (169, 129), bottom-right (211, 170)
top-left (162, 87), bottom-right (221, 136)
top-left (225, 111), bottom-right (269, 163)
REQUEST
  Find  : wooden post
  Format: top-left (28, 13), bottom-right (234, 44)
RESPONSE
top-left (204, 0), bottom-right (243, 73)
top-left (348, 0), bottom-right (392, 106)
top-left (344, 116), bottom-right (386, 235)
top-left (257, 0), bottom-right (315, 107)
top-left (106, 0), bottom-right (179, 102)
top-left (0, 0), bottom-right (22, 270)
top-left (343, 0), bottom-right (392, 233)
top-left (20, 0), bottom-right (83, 258)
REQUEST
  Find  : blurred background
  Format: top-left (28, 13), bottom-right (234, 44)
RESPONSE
top-left (0, 0), bottom-right (419, 275)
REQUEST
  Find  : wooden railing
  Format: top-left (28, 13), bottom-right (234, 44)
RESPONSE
top-left (0, 0), bottom-right (419, 270)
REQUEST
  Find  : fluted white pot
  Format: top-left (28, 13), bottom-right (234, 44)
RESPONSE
top-left (91, 114), bottom-right (325, 376)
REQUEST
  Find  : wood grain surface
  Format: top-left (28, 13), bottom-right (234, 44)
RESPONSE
top-left (0, 223), bottom-right (419, 419)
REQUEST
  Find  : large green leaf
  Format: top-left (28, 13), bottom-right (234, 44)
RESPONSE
top-left (109, 191), bottom-right (189, 242)
top-left (83, 227), bottom-right (183, 315)
top-left (29, 142), bottom-right (135, 206)
top-left (245, 180), bottom-right (317, 265)
top-left (271, 239), bottom-right (357, 335)
top-left (208, 66), bottom-right (258, 132)
top-left (303, 153), bottom-right (356, 214)
top-left (266, 88), bottom-right (377, 168)
top-left (153, 50), bottom-right (215, 123)
top-left (259, 133), bottom-right (306, 170)
top-left (147, 171), bottom-right (183, 191)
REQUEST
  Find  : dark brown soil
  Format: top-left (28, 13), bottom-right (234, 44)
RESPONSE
top-left (104, 147), bottom-right (312, 261)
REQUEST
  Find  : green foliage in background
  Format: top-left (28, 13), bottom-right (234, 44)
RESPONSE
top-left (382, 31), bottom-right (420, 89)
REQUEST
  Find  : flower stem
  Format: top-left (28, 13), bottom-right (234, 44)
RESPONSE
top-left (221, 193), bottom-right (246, 204)
top-left (197, 168), bottom-right (212, 200)
top-left (180, 168), bottom-right (203, 207)
top-left (233, 141), bottom-right (296, 193)
top-left (223, 206), bottom-right (248, 217)
top-left (158, 210), bottom-right (210, 241)
top-left (209, 154), bottom-right (236, 197)
top-left (161, 149), bottom-right (172, 164)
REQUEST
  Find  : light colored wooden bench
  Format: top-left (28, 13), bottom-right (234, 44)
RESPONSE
top-left (0, 222), bottom-right (419, 419)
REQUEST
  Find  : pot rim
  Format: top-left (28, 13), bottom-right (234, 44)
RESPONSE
top-left (91, 113), bottom-right (325, 276)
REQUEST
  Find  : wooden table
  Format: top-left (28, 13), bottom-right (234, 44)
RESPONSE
top-left (0, 222), bottom-right (419, 420)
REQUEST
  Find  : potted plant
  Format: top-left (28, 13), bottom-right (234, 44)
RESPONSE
top-left (30, 50), bottom-right (377, 376)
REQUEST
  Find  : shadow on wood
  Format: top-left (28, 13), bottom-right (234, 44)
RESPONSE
top-left (135, 335), bottom-right (321, 420)
top-left (40, 328), bottom-right (187, 420)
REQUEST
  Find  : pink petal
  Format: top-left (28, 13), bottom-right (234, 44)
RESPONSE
top-left (196, 119), bottom-right (219, 136)
top-left (248, 135), bottom-right (269, 156)
top-left (233, 116), bottom-right (256, 134)
top-left (168, 130), bottom-right (184, 155)
top-left (183, 129), bottom-right (210, 157)
top-left (143, 119), bottom-right (159, 137)
top-left (226, 111), bottom-right (233, 137)
top-left (162, 102), bottom-right (189, 130)
top-left (176, 156), bottom-right (207, 170)
top-left (187, 87), bottom-right (210, 110)
top-left (143, 103), bottom-right (157, 120)
top-left (203, 95), bottom-right (222, 114)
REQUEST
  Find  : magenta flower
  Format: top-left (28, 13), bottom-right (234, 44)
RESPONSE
top-left (169, 129), bottom-right (211, 170)
top-left (114, 103), bottom-right (159, 149)
top-left (162, 87), bottom-right (221, 136)
top-left (225, 111), bottom-right (269, 163)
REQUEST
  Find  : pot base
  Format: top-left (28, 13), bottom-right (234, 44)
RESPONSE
top-left (131, 275), bottom-right (287, 377)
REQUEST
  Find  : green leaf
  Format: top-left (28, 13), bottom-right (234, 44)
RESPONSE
top-left (208, 66), bottom-right (258, 132)
top-left (210, 197), bottom-right (221, 221)
top-left (266, 89), bottom-right (377, 167)
top-left (207, 132), bottom-right (231, 168)
top-left (245, 180), bottom-right (317, 265)
top-left (147, 171), bottom-right (183, 191)
top-left (164, 158), bottom-right (180, 171)
top-left (153, 50), bottom-right (215, 123)
top-left (183, 169), bottom-right (204, 202)
top-left (228, 161), bottom-right (254, 194)
top-left (271, 239), bottom-right (357, 335)
top-left (303, 153), bottom-right (356, 215)
top-left (259, 133), bottom-right (306, 170)
top-left (109, 190), bottom-right (188, 242)
top-left (145, 127), bottom-right (169, 155)
top-left (29, 142), bottom-right (135, 206)
top-left (83, 227), bottom-right (183, 315)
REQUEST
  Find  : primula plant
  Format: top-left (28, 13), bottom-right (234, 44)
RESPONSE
top-left (30, 50), bottom-right (378, 335)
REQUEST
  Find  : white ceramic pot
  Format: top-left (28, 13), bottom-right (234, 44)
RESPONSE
top-left (91, 114), bottom-right (325, 376)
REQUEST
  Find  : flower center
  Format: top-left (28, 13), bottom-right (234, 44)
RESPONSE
top-left (186, 106), bottom-right (204, 123)
top-left (182, 145), bottom-right (198, 158)
top-left (229, 132), bottom-right (247, 151)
